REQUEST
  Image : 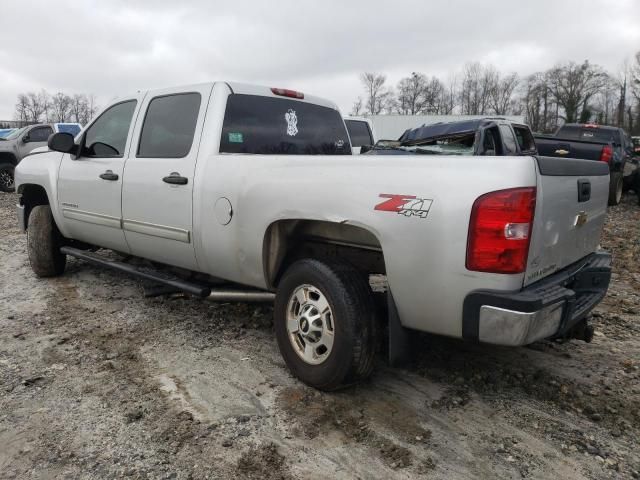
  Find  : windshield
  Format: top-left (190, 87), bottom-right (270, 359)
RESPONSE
top-left (3, 127), bottom-right (27, 140)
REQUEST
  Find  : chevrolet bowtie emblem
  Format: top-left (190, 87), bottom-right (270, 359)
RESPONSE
top-left (575, 211), bottom-right (588, 227)
top-left (555, 149), bottom-right (569, 155)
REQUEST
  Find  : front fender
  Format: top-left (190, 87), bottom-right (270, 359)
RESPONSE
top-left (15, 151), bottom-right (68, 236)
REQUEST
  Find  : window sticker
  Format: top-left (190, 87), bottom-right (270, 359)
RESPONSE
top-left (228, 132), bottom-right (244, 143)
top-left (285, 109), bottom-right (298, 136)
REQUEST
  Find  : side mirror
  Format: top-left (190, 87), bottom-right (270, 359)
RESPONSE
top-left (48, 132), bottom-right (77, 154)
top-left (360, 144), bottom-right (372, 154)
top-left (22, 135), bottom-right (30, 143)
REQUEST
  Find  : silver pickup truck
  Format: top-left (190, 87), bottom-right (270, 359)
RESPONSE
top-left (15, 82), bottom-right (611, 390)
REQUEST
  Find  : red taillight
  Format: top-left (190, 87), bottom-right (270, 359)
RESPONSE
top-left (600, 145), bottom-right (612, 163)
top-left (466, 187), bottom-right (536, 274)
top-left (271, 87), bottom-right (304, 99)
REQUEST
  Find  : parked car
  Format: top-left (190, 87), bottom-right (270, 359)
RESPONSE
top-left (364, 118), bottom-right (538, 157)
top-left (16, 82), bottom-right (611, 390)
top-left (632, 136), bottom-right (640, 156)
top-left (344, 116), bottom-right (375, 154)
top-left (534, 124), bottom-right (633, 206)
top-left (0, 122), bottom-right (82, 192)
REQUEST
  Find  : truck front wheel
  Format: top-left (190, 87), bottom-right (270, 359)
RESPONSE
top-left (27, 205), bottom-right (66, 277)
top-left (608, 172), bottom-right (623, 206)
top-left (274, 258), bottom-right (377, 391)
top-left (0, 163), bottom-right (15, 193)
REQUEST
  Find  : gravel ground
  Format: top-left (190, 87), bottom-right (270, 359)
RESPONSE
top-left (0, 191), bottom-right (638, 479)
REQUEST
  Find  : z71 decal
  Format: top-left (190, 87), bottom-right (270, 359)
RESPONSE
top-left (374, 194), bottom-right (433, 219)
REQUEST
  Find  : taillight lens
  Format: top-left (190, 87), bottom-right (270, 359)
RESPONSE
top-left (466, 187), bottom-right (536, 274)
top-left (600, 145), bottom-right (612, 163)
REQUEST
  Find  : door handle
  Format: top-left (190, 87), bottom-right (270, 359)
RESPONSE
top-left (163, 172), bottom-right (188, 185)
top-left (99, 170), bottom-right (119, 181)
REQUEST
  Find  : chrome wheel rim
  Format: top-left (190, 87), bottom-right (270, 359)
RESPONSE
top-left (0, 170), bottom-right (13, 190)
top-left (286, 284), bottom-right (335, 365)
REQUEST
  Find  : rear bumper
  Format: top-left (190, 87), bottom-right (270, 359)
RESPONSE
top-left (462, 252), bottom-right (611, 346)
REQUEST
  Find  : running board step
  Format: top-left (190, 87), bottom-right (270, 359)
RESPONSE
top-left (60, 246), bottom-right (211, 298)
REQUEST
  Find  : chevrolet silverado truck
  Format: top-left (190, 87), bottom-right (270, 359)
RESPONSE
top-left (0, 122), bottom-right (82, 192)
top-left (15, 82), bottom-right (612, 390)
top-left (534, 124), bottom-right (634, 206)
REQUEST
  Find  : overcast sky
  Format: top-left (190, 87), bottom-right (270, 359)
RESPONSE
top-left (1, 0), bottom-right (639, 120)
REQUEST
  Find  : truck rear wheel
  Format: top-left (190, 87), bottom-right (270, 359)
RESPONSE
top-left (274, 258), bottom-right (377, 391)
top-left (0, 163), bottom-right (15, 193)
top-left (27, 205), bottom-right (66, 277)
top-left (608, 172), bottom-right (623, 206)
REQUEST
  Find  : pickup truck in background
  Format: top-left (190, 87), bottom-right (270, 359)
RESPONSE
top-left (0, 122), bottom-right (82, 192)
top-left (344, 116), bottom-right (375, 154)
top-left (364, 118), bottom-right (538, 157)
top-left (15, 83), bottom-right (611, 390)
top-left (534, 124), bottom-right (634, 206)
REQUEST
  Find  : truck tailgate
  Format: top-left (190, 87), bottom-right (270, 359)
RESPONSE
top-left (524, 157), bottom-right (609, 287)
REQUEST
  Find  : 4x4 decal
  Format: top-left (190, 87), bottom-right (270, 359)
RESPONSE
top-left (374, 194), bottom-right (433, 219)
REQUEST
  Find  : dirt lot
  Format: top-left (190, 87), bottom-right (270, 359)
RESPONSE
top-left (0, 191), bottom-right (639, 480)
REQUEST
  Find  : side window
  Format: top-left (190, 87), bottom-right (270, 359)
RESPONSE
top-left (83, 100), bottom-right (137, 158)
top-left (29, 126), bottom-right (53, 142)
top-left (137, 93), bottom-right (201, 158)
top-left (481, 126), bottom-right (503, 155)
top-left (346, 121), bottom-right (373, 147)
top-left (513, 126), bottom-right (536, 153)
top-left (499, 125), bottom-right (518, 154)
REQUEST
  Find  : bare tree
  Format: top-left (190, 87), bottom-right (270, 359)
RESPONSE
top-left (50, 92), bottom-right (72, 122)
top-left (632, 51), bottom-right (640, 133)
top-left (24, 92), bottom-right (47, 123)
top-left (490, 73), bottom-right (519, 115)
top-left (396, 72), bottom-right (429, 115)
top-left (360, 72), bottom-right (391, 115)
top-left (547, 61), bottom-right (608, 123)
top-left (14, 94), bottom-right (29, 123)
top-left (459, 63), bottom-right (497, 115)
top-left (350, 97), bottom-right (363, 116)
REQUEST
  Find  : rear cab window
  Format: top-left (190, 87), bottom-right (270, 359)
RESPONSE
top-left (220, 94), bottom-right (350, 155)
top-left (345, 120), bottom-right (373, 147)
top-left (557, 125), bottom-right (621, 145)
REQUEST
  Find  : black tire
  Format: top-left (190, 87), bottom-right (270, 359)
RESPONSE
top-left (27, 205), bottom-right (66, 277)
top-left (608, 171), bottom-right (623, 206)
top-left (274, 258), bottom-right (377, 391)
top-left (0, 163), bottom-right (15, 193)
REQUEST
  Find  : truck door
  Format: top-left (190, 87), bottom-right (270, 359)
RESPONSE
top-left (57, 96), bottom-right (144, 252)
top-left (18, 125), bottom-right (53, 159)
top-left (121, 84), bottom-right (213, 271)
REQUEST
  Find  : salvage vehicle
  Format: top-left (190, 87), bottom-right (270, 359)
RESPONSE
top-left (364, 118), bottom-right (537, 157)
top-left (15, 82), bottom-right (612, 390)
top-left (534, 124), bottom-right (634, 206)
top-left (0, 122), bottom-right (82, 192)
top-left (344, 117), bottom-right (375, 154)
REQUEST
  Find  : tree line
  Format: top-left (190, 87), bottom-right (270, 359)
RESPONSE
top-left (352, 52), bottom-right (640, 134)
top-left (13, 90), bottom-right (99, 125)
